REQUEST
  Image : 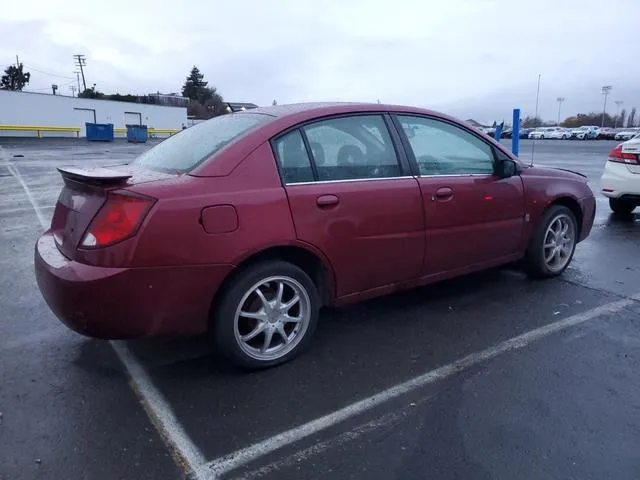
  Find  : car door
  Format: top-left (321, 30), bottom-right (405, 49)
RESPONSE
top-left (272, 114), bottom-right (425, 298)
top-left (393, 114), bottom-right (524, 276)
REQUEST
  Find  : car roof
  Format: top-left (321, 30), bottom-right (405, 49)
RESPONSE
top-left (191, 102), bottom-right (514, 177)
top-left (241, 101), bottom-right (446, 120)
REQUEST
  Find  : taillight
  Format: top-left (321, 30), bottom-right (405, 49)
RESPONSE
top-left (81, 190), bottom-right (155, 248)
top-left (608, 144), bottom-right (639, 164)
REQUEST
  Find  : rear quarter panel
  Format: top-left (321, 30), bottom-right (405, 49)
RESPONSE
top-left (116, 143), bottom-right (298, 267)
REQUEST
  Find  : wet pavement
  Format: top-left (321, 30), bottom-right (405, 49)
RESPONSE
top-left (1, 138), bottom-right (639, 480)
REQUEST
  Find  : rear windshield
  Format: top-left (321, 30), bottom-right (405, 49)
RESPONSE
top-left (131, 113), bottom-right (270, 172)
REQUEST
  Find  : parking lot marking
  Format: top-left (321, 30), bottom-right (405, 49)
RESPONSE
top-left (0, 146), bottom-right (48, 229)
top-left (1, 144), bottom-right (208, 480)
top-left (111, 342), bottom-right (208, 479)
top-left (202, 293), bottom-right (640, 478)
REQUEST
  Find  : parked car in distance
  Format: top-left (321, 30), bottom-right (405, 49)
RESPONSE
top-left (597, 127), bottom-right (616, 140)
top-left (519, 128), bottom-right (533, 139)
top-left (546, 127), bottom-right (572, 140)
top-left (601, 134), bottom-right (640, 213)
top-left (570, 125), bottom-right (599, 140)
top-left (614, 128), bottom-right (640, 141)
top-left (529, 127), bottom-right (554, 139)
top-left (34, 102), bottom-right (596, 369)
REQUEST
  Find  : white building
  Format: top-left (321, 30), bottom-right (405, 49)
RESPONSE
top-left (0, 90), bottom-right (187, 138)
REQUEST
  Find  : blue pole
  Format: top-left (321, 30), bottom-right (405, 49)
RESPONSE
top-left (512, 108), bottom-right (520, 156)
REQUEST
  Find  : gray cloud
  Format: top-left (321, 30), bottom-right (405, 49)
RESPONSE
top-left (1, 0), bottom-right (638, 121)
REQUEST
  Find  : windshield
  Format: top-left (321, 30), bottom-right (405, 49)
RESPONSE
top-left (131, 113), bottom-right (271, 172)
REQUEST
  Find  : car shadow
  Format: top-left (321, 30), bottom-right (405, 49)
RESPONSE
top-left (123, 266), bottom-right (527, 376)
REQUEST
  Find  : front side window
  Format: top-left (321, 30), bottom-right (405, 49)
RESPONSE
top-left (302, 115), bottom-right (401, 181)
top-left (132, 113), bottom-right (270, 172)
top-left (397, 115), bottom-right (494, 176)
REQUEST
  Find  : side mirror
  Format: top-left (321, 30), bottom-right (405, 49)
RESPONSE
top-left (495, 158), bottom-right (518, 178)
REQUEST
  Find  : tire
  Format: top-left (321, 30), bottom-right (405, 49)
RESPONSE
top-left (212, 260), bottom-right (320, 369)
top-left (609, 198), bottom-right (637, 214)
top-left (524, 205), bottom-right (578, 278)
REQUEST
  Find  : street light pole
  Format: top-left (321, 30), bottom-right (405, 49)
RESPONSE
top-left (556, 97), bottom-right (565, 126)
top-left (601, 85), bottom-right (612, 128)
top-left (614, 100), bottom-right (623, 128)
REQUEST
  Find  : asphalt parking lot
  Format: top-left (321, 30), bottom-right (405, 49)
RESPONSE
top-left (1, 137), bottom-right (639, 480)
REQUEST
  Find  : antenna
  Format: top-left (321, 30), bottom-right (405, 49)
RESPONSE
top-left (531, 74), bottom-right (541, 166)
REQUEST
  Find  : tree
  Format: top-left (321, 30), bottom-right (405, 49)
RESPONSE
top-left (561, 112), bottom-right (615, 128)
top-left (627, 107), bottom-right (636, 128)
top-left (78, 87), bottom-right (104, 99)
top-left (618, 109), bottom-right (627, 129)
top-left (628, 108), bottom-right (637, 128)
top-left (522, 116), bottom-right (543, 128)
top-left (181, 66), bottom-right (208, 102)
top-left (0, 63), bottom-right (31, 91)
top-left (181, 67), bottom-right (225, 118)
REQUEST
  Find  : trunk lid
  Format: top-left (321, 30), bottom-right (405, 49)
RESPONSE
top-left (51, 165), bottom-right (172, 259)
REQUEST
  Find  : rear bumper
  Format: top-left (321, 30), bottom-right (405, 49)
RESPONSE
top-left (34, 232), bottom-right (233, 339)
top-left (601, 161), bottom-right (640, 199)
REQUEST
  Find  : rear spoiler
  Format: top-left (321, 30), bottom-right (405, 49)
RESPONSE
top-left (57, 166), bottom-right (132, 185)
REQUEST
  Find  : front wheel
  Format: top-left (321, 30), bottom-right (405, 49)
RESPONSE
top-left (212, 261), bottom-right (320, 369)
top-left (609, 198), bottom-right (637, 214)
top-left (524, 206), bottom-right (577, 278)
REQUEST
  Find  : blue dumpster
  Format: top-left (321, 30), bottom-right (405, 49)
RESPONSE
top-left (85, 123), bottom-right (114, 142)
top-left (126, 124), bottom-right (148, 143)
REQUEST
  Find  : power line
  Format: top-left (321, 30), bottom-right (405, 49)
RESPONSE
top-left (22, 65), bottom-right (74, 80)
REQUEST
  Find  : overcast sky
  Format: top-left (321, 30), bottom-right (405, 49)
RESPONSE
top-left (1, 0), bottom-right (639, 123)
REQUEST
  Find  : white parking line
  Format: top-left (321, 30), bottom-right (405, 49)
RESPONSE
top-left (1, 145), bottom-right (208, 480)
top-left (201, 293), bottom-right (640, 478)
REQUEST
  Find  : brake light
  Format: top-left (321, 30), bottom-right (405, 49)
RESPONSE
top-left (81, 191), bottom-right (155, 248)
top-left (608, 144), bottom-right (639, 164)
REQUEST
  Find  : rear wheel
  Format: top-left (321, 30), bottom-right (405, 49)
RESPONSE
top-left (212, 261), bottom-right (319, 369)
top-left (524, 205), bottom-right (577, 278)
top-left (609, 198), bottom-right (637, 214)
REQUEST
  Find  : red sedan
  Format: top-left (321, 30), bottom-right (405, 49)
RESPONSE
top-left (35, 103), bottom-right (595, 368)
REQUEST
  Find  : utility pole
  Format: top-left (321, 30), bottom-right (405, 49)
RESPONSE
top-left (614, 100), bottom-right (623, 128)
top-left (15, 55), bottom-right (19, 66)
top-left (73, 54), bottom-right (87, 91)
top-left (70, 85), bottom-right (77, 97)
top-left (74, 71), bottom-right (81, 94)
top-left (556, 97), bottom-right (565, 126)
top-left (601, 85), bottom-right (612, 128)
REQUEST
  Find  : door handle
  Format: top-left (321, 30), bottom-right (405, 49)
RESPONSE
top-left (316, 194), bottom-right (339, 208)
top-left (432, 187), bottom-right (454, 202)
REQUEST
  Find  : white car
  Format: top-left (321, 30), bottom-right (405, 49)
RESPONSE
top-left (614, 128), bottom-right (640, 141)
top-left (601, 134), bottom-right (640, 213)
top-left (570, 126), bottom-right (598, 140)
top-left (546, 127), bottom-right (572, 139)
top-left (528, 127), bottom-right (554, 139)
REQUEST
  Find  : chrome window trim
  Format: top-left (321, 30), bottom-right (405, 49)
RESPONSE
top-left (284, 176), bottom-right (414, 186)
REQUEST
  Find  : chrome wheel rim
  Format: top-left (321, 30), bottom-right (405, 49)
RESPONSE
top-left (543, 213), bottom-right (575, 272)
top-left (234, 276), bottom-right (311, 361)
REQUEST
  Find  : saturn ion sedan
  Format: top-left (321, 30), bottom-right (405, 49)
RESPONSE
top-left (35, 102), bottom-right (596, 369)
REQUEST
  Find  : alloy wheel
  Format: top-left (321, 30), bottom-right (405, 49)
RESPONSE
top-left (233, 276), bottom-right (311, 362)
top-left (542, 214), bottom-right (575, 273)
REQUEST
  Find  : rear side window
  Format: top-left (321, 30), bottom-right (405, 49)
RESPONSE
top-left (272, 130), bottom-right (315, 184)
top-left (302, 115), bottom-right (401, 181)
top-left (131, 113), bottom-right (270, 172)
